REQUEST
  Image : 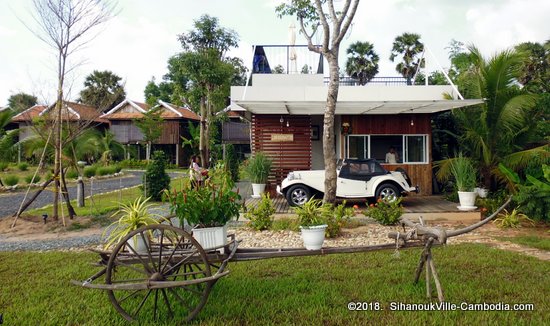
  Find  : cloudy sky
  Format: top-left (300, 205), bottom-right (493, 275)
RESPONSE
top-left (0, 0), bottom-right (548, 106)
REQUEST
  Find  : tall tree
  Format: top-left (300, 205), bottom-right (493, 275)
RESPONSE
top-left (7, 93), bottom-right (38, 113)
top-left (174, 15), bottom-right (239, 166)
top-left (277, 0), bottom-right (360, 203)
top-left (450, 46), bottom-right (548, 189)
top-left (389, 32), bottom-right (424, 85)
top-left (18, 0), bottom-right (116, 223)
top-left (135, 106), bottom-right (163, 161)
top-left (345, 41), bottom-right (379, 85)
top-left (144, 77), bottom-right (174, 107)
top-left (79, 70), bottom-right (126, 111)
top-left (514, 41), bottom-right (550, 93)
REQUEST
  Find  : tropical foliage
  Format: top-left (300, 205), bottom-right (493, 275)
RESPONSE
top-left (245, 192), bottom-right (275, 231)
top-left (365, 197), bottom-right (403, 225)
top-left (345, 41), bottom-right (379, 85)
top-left (142, 151), bottom-right (170, 201)
top-left (451, 46), bottom-right (547, 189)
top-left (389, 32), bottom-right (424, 85)
top-left (79, 70), bottom-right (126, 111)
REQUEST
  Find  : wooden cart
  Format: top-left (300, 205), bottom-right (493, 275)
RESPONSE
top-left (72, 199), bottom-right (510, 323)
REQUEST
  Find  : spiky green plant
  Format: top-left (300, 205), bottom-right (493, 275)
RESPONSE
top-left (102, 197), bottom-right (164, 249)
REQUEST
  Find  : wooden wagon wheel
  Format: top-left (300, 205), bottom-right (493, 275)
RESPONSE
top-left (105, 224), bottom-right (213, 323)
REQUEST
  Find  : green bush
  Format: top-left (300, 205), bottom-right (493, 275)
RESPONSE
top-left (271, 217), bottom-right (300, 232)
top-left (365, 197), bottom-right (403, 225)
top-left (17, 162), bottom-right (29, 171)
top-left (65, 169), bottom-right (79, 179)
top-left (118, 159), bottom-right (149, 169)
top-left (0, 162), bottom-right (8, 171)
top-left (24, 175), bottom-right (41, 184)
top-left (225, 144), bottom-right (240, 182)
top-left (325, 201), bottom-right (355, 238)
top-left (83, 166), bottom-right (97, 178)
top-left (143, 151), bottom-right (170, 201)
top-left (97, 166), bottom-right (117, 176)
top-left (4, 175), bottom-right (19, 186)
top-left (245, 192), bottom-right (275, 231)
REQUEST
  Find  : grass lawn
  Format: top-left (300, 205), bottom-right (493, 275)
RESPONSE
top-left (497, 235), bottom-right (550, 251)
top-left (25, 177), bottom-right (187, 218)
top-left (0, 244), bottom-right (548, 325)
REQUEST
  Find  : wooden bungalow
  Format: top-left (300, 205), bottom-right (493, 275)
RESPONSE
top-left (101, 99), bottom-right (200, 166)
top-left (11, 101), bottom-right (108, 141)
top-left (230, 48), bottom-right (482, 195)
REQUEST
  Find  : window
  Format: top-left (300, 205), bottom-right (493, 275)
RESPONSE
top-left (345, 134), bottom-right (428, 164)
top-left (347, 135), bottom-right (368, 159)
top-left (405, 135), bottom-right (427, 163)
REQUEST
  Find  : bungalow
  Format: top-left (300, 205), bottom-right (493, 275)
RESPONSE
top-left (101, 99), bottom-right (200, 166)
top-left (230, 46), bottom-right (482, 195)
top-left (11, 101), bottom-right (108, 141)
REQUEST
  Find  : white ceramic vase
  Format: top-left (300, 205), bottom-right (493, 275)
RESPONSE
top-left (251, 183), bottom-right (266, 198)
top-left (300, 225), bottom-right (328, 250)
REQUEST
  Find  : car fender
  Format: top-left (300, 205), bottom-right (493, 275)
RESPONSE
top-left (369, 174), bottom-right (408, 196)
top-left (280, 170), bottom-right (325, 194)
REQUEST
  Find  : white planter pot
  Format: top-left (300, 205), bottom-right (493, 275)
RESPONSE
top-left (127, 233), bottom-right (149, 254)
top-left (192, 224), bottom-right (228, 253)
top-left (251, 183), bottom-right (266, 198)
top-left (457, 191), bottom-right (477, 211)
top-left (300, 225), bottom-right (328, 250)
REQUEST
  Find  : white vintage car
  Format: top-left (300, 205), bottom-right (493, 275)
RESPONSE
top-left (277, 158), bottom-right (418, 206)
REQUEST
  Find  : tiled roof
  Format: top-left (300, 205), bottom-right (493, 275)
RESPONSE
top-left (12, 102), bottom-right (107, 123)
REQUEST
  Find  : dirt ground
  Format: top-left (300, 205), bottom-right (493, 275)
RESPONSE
top-left (1, 214), bottom-right (549, 261)
top-left (0, 215), bottom-right (103, 241)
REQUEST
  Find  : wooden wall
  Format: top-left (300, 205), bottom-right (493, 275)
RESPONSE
top-left (157, 120), bottom-right (180, 144)
top-left (252, 115), bottom-right (311, 188)
top-left (381, 163), bottom-right (432, 195)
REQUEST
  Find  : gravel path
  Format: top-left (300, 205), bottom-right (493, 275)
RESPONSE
top-left (0, 171), bottom-right (184, 219)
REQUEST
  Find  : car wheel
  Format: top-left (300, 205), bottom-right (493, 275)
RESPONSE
top-left (375, 183), bottom-right (400, 202)
top-left (286, 185), bottom-right (311, 206)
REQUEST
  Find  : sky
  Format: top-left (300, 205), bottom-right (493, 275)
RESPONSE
top-left (0, 0), bottom-right (548, 106)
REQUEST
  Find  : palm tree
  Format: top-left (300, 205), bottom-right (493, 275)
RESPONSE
top-left (345, 41), bottom-right (379, 85)
top-left (389, 33), bottom-right (424, 85)
top-left (451, 46), bottom-right (548, 189)
top-left (74, 129), bottom-right (124, 165)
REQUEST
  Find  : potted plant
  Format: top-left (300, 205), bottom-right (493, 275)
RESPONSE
top-left (449, 153), bottom-right (478, 210)
top-left (244, 152), bottom-right (272, 198)
top-left (293, 198), bottom-right (329, 250)
top-left (166, 162), bottom-right (242, 252)
top-left (103, 196), bottom-right (164, 252)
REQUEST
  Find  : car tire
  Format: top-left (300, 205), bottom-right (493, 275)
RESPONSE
top-left (286, 185), bottom-right (311, 206)
top-left (375, 183), bottom-right (400, 202)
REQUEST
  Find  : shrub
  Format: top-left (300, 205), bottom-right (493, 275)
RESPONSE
top-left (25, 174), bottom-right (41, 184)
top-left (494, 208), bottom-right (534, 228)
top-left (18, 162), bottom-right (29, 171)
top-left (225, 144), bottom-right (240, 182)
top-left (245, 192), bottom-right (275, 231)
top-left (118, 159), bottom-right (149, 169)
top-left (143, 151), bottom-right (170, 201)
top-left (4, 175), bottom-right (19, 186)
top-left (271, 217), bottom-right (300, 232)
top-left (325, 201), bottom-right (355, 238)
top-left (365, 197), bottom-right (403, 225)
top-left (449, 153), bottom-right (476, 192)
top-left (97, 166), bottom-right (117, 176)
top-left (65, 169), bottom-right (79, 179)
top-left (0, 162), bottom-right (8, 171)
top-left (83, 166), bottom-right (97, 178)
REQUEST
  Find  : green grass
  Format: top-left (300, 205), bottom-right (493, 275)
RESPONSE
top-left (0, 244), bottom-right (548, 325)
top-left (25, 177), bottom-right (187, 218)
top-left (497, 235), bottom-right (550, 251)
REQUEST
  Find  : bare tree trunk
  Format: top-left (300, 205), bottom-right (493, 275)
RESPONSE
top-left (199, 96), bottom-right (208, 167)
top-left (322, 53), bottom-right (340, 203)
top-left (13, 174), bottom-right (57, 219)
top-left (53, 88), bottom-right (63, 220)
top-left (60, 167), bottom-right (76, 218)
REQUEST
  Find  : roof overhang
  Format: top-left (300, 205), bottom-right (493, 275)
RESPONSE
top-left (231, 99), bottom-right (483, 115)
